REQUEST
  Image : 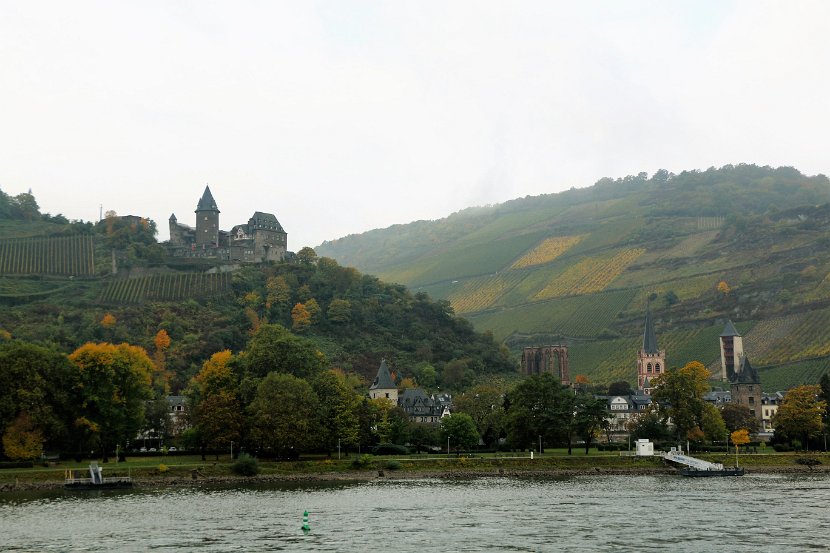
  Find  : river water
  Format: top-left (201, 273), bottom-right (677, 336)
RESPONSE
top-left (0, 474), bottom-right (827, 552)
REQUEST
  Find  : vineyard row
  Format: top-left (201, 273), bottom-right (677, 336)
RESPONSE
top-left (99, 272), bottom-right (232, 304)
top-left (0, 234), bottom-right (95, 276)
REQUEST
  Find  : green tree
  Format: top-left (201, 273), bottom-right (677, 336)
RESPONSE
top-left (249, 373), bottom-right (319, 456)
top-left (651, 361), bottom-right (711, 441)
top-left (774, 385), bottom-right (826, 449)
top-left (700, 403), bottom-right (728, 443)
top-left (68, 342), bottom-right (154, 460)
top-left (625, 406), bottom-right (671, 442)
top-left (819, 374), bottom-right (830, 443)
top-left (188, 350), bottom-right (243, 460)
top-left (312, 370), bottom-right (361, 455)
top-left (244, 324), bottom-right (327, 379)
top-left (440, 413), bottom-right (480, 453)
top-left (327, 299), bottom-right (352, 324)
top-left (575, 393), bottom-right (609, 454)
top-left (505, 373), bottom-right (572, 452)
top-left (296, 247), bottom-right (318, 265)
top-left (453, 384), bottom-right (504, 448)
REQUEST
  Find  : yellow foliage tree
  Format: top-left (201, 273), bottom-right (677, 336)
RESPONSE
top-left (2, 413), bottom-right (43, 461)
top-left (291, 303), bottom-right (311, 332)
top-left (152, 329), bottom-right (172, 394)
top-left (717, 281), bottom-right (731, 296)
top-left (101, 313), bottom-right (117, 327)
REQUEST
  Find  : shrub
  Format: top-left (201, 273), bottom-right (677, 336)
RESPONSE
top-left (351, 454), bottom-right (374, 469)
top-left (371, 443), bottom-right (409, 455)
top-left (231, 453), bottom-right (260, 476)
top-left (385, 460), bottom-right (401, 471)
top-left (157, 463), bottom-right (169, 474)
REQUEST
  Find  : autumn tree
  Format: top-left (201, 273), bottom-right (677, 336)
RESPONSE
top-left (2, 413), bottom-right (43, 461)
top-left (720, 403), bottom-right (759, 434)
top-left (68, 342), bottom-right (154, 460)
top-left (248, 373), bottom-right (319, 456)
top-left (265, 275), bottom-right (291, 317)
top-left (774, 385), bottom-right (826, 450)
top-left (651, 361), bottom-right (712, 441)
top-left (189, 350), bottom-right (244, 460)
top-left (152, 329), bottom-right (172, 395)
top-left (731, 428), bottom-right (750, 467)
top-left (291, 303), bottom-right (311, 332)
top-left (717, 281), bottom-right (731, 296)
top-left (101, 313), bottom-right (117, 328)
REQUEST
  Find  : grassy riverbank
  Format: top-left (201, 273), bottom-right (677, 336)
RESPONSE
top-left (2, 450), bottom-right (828, 491)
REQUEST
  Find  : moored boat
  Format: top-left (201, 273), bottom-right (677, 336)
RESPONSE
top-left (64, 462), bottom-right (133, 489)
top-left (679, 467), bottom-right (745, 477)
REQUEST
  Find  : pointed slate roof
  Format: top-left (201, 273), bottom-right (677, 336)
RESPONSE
top-left (720, 319), bottom-right (741, 337)
top-left (642, 310), bottom-right (659, 354)
top-left (169, 213), bottom-right (177, 221)
top-left (196, 185), bottom-right (220, 212)
top-left (369, 359), bottom-right (396, 390)
top-left (733, 355), bottom-right (760, 384)
top-left (642, 376), bottom-right (651, 389)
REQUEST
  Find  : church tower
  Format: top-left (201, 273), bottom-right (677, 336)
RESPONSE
top-left (637, 310), bottom-right (666, 395)
top-left (719, 320), bottom-right (744, 382)
top-left (195, 185), bottom-right (220, 248)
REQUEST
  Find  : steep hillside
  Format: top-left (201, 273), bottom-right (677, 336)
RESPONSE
top-left (317, 164), bottom-right (830, 390)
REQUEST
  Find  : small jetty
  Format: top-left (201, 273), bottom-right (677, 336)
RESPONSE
top-left (663, 448), bottom-right (745, 477)
top-left (64, 462), bottom-right (133, 489)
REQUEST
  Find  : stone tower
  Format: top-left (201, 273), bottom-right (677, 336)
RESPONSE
top-left (369, 359), bottom-right (398, 404)
top-left (719, 320), bottom-right (744, 382)
top-left (195, 185), bottom-right (220, 248)
top-left (730, 354), bottom-right (762, 423)
top-left (637, 310), bottom-right (665, 395)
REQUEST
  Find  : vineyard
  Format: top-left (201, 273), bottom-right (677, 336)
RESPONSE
top-left (534, 248), bottom-right (645, 299)
top-left (0, 234), bottom-right (95, 276)
top-left (468, 288), bottom-right (636, 341)
top-left (98, 272), bottom-right (232, 304)
top-left (750, 307), bottom-right (830, 365)
top-left (660, 230), bottom-right (720, 259)
top-left (447, 273), bottom-right (525, 314)
top-left (510, 235), bottom-right (583, 269)
top-left (757, 357), bottom-right (830, 391)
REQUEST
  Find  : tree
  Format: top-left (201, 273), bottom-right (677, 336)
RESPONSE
top-left (296, 247), bottom-right (318, 265)
top-left (453, 385), bottom-right (504, 448)
top-left (717, 280), bottom-right (731, 297)
top-left (249, 373), bottom-right (319, 456)
top-left (731, 428), bottom-right (750, 467)
top-left (265, 276), bottom-right (291, 311)
top-left (626, 407), bottom-right (671, 442)
top-left (608, 380), bottom-right (633, 396)
top-left (651, 361), bottom-right (712, 441)
top-left (327, 299), bottom-right (352, 324)
top-left (820, 374), bottom-right (830, 443)
top-left (304, 298), bottom-right (321, 324)
top-left (2, 413), bottom-right (43, 461)
top-left (700, 403), bottom-right (728, 443)
top-left (774, 385), bottom-right (826, 449)
top-left (291, 303), bottom-right (311, 332)
top-left (188, 350), bottom-right (243, 460)
top-left (575, 393), bottom-right (609, 454)
top-left (505, 373), bottom-right (572, 452)
top-left (244, 324), bottom-right (327, 379)
top-left (152, 329), bottom-right (172, 395)
top-left (101, 313), bottom-right (117, 328)
top-left (68, 342), bottom-right (154, 460)
top-left (312, 370), bottom-right (361, 455)
top-left (720, 403), bottom-right (759, 434)
top-left (440, 413), bottom-right (480, 453)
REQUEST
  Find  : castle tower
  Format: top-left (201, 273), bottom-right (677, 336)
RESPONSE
top-left (369, 359), bottom-right (398, 404)
top-left (730, 354), bottom-right (761, 423)
top-left (719, 320), bottom-right (744, 382)
top-left (195, 185), bottom-right (220, 248)
top-left (637, 310), bottom-right (665, 395)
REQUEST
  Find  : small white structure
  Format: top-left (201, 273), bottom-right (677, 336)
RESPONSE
top-left (635, 439), bottom-right (654, 457)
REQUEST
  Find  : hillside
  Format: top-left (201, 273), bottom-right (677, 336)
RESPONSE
top-left (316, 164), bottom-right (830, 391)
top-left (0, 188), bottom-right (514, 392)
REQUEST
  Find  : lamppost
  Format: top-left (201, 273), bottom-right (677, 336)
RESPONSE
top-left (447, 435), bottom-right (451, 457)
top-left (230, 441), bottom-right (234, 460)
top-left (338, 438), bottom-right (341, 461)
top-left (538, 435), bottom-right (542, 455)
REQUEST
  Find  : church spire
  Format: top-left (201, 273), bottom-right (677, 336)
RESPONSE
top-left (642, 309), bottom-right (659, 354)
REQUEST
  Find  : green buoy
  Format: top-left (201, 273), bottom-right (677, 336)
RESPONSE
top-left (302, 510), bottom-right (311, 534)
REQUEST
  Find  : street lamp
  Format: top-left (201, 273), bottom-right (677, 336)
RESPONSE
top-left (447, 435), bottom-right (451, 456)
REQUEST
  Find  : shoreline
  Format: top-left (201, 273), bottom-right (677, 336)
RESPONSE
top-left (3, 464), bottom-right (829, 493)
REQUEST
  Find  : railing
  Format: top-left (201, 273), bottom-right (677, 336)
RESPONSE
top-left (64, 477), bottom-right (132, 486)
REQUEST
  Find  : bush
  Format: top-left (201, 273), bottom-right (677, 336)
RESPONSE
top-left (385, 460), bottom-right (401, 471)
top-left (157, 463), bottom-right (169, 474)
top-left (773, 443), bottom-right (791, 452)
top-left (351, 454), bottom-right (374, 469)
top-left (231, 453), bottom-right (260, 476)
top-left (371, 443), bottom-right (409, 455)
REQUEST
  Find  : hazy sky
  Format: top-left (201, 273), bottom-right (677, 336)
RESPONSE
top-left (2, 1), bottom-right (828, 249)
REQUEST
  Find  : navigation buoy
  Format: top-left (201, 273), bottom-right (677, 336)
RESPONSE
top-left (302, 510), bottom-right (311, 534)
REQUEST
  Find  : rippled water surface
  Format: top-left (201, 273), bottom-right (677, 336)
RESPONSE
top-left (1, 474), bottom-right (828, 552)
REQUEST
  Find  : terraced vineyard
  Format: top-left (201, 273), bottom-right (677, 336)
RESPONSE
top-left (447, 273), bottom-right (525, 314)
top-left (534, 248), bottom-right (645, 299)
top-left (0, 234), bottom-right (95, 276)
top-left (510, 235), bottom-right (583, 269)
top-left (99, 272), bottom-right (232, 304)
top-left (757, 357), bottom-right (830, 391)
top-left (752, 307), bottom-right (830, 365)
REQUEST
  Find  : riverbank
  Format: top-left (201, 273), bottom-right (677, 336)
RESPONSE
top-left (2, 460), bottom-right (829, 492)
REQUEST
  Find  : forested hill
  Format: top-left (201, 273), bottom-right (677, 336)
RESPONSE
top-left (317, 164), bottom-right (830, 391)
top-left (0, 187), bottom-right (514, 392)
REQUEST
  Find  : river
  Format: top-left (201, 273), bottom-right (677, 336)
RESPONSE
top-left (1, 474), bottom-right (827, 552)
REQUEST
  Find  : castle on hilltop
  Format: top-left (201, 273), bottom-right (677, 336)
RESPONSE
top-left (167, 186), bottom-right (287, 263)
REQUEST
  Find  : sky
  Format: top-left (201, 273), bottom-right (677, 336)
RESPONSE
top-left (1, 1), bottom-right (829, 249)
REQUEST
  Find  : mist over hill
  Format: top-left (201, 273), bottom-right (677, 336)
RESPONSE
top-left (317, 164), bottom-right (830, 390)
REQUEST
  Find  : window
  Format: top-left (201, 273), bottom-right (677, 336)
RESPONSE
top-left (385, 393), bottom-right (389, 398)
top-left (647, 363), bottom-right (653, 373)
top-left (655, 363), bottom-right (661, 373)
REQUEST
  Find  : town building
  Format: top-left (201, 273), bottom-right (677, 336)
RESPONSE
top-left (719, 319), bottom-right (744, 382)
top-left (521, 345), bottom-right (570, 385)
top-left (167, 186), bottom-right (287, 263)
top-left (398, 388), bottom-right (452, 423)
top-left (636, 310), bottom-right (665, 394)
top-left (369, 359), bottom-right (398, 404)
top-left (729, 355), bottom-right (763, 424)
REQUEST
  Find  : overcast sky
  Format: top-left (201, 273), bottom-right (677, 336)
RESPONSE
top-left (2, 1), bottom-right (828, 249)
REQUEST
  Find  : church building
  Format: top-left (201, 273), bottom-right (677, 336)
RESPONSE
top-left (636, 310), bottom-right (665, 395)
